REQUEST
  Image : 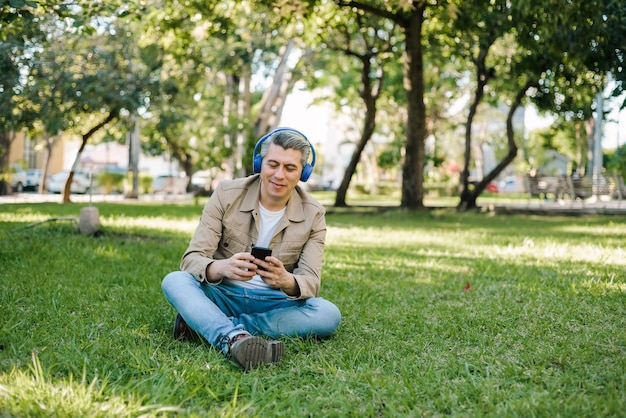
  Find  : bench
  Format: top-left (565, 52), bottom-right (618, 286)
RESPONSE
top-left (526, 175), bottom-right (626, 203)
top-left (567, 175), bottom-right (624, 200)
top-left (525, 175), bottom-right (570, 201)
top-left (614, 176), bottom-right (626, 200)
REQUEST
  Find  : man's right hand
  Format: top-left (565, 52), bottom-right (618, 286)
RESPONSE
top-left (206, 252), bottom-right (259, 282)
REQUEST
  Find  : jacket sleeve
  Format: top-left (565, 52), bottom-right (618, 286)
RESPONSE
top-left (179, 186), bottom-right (226, 283)
top-left (290, 207), bottom-right (326, 299)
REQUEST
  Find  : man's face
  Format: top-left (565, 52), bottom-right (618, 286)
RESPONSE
top-left (259, 143), bottom-right (303, 208)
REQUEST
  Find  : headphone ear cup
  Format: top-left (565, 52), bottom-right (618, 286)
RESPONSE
top-left (300, 163), bottom-right (313, 182)
top-left (253, 154), bottom-right (263, 173)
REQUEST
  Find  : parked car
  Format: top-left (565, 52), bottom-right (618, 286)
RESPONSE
top-left (190, 170), bottom-right (213, 196)
top-left (9, 163), bottom-right (27, 192)
top-left (468, 178), bottom-right (499, 193)
top-left (46, 170), bottom-right (93, 194)
top-left (25, 168), bottom-right (44, 191)
top-left (485, 182), bottom-right (499, 193)
top-left (152, 173), bottom-right (188, 194)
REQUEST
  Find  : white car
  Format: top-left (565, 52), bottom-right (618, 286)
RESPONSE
top-left (25, 168), bottom-right (44, 191)
top-left (190, 170), bottom-right (214, 195)
top-left (152, 173), bottom-right (188, 194)
top-left (9, 164), bottom-right (27, 192)
top-left (46, 170), bottom-right (93, 194)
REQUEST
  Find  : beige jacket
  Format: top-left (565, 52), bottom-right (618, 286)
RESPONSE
top-left (180, 174), bottom-right (326, 300)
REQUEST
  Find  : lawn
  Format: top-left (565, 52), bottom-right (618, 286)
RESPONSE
top-left (0, 201), bottom-right (625, 417)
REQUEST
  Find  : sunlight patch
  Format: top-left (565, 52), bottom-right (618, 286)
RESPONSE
top-left (0, 353), bottom-right (181, 417)
top-left (102, 215), bottom-right (198, 233)
top-left (580, 275), bottom-right (626, 293)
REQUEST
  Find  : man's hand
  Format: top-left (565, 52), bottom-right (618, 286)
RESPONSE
top-left (207, 252), bottom-right (258, 282)
top-left (254, 256), bottom-right (300, 297)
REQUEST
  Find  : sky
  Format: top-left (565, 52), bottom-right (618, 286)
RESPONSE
top-left (604, 94), bottom-right (625, 150)
top-left (525, 94), bottom-right (626, 150)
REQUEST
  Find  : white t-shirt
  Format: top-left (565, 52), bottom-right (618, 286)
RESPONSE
top-left (227, 203), bottom-right (285, 289)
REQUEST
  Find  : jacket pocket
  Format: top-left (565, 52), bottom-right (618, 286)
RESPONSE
top-left (277, 248), bottom-right (301, 272)
top-left (218, 231), bottom-right (251, 259)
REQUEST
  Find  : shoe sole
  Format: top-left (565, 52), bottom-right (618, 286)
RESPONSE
top-left (231, 337), bottom-right (285, 371)
top-left (269, 340), bottom-right (285, 363)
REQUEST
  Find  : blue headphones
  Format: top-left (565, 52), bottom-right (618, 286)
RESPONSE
top-left (252, 127), bottom-right (316, 182)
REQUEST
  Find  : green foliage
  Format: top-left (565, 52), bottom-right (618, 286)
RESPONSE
top-left (1, 202), bottom-right (625, 416)
top-left (606, 144), bottom-right (626, 179)
top-left (139, 173), bottom-right (153, 194)
top-left (2, 0), bottom-right (626, 205)
top-left (377, 141), bottom-right (403, 170)
top-left (95, 171), bottom-right (125, 195)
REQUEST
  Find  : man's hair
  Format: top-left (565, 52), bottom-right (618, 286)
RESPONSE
top-left (260, 130), bottom-right (311, 168)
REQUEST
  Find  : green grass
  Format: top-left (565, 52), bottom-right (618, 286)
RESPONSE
top-left (1, 202), bottom-right (625, 417)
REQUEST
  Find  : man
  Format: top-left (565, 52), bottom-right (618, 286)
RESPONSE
top-left (161, 128), bottom-right (341, 371)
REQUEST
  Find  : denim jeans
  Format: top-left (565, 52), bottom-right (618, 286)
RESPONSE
top-left (161, 271), bottom-right (341, 355)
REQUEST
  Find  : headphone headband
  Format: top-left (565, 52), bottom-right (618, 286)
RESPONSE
top-left (252, 127), bottom-right (316, 182)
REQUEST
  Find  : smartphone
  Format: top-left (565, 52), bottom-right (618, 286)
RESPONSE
top-left (251, 246), bottom-right (272, 270)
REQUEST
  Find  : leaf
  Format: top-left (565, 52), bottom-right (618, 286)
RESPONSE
top-left (8, 0), bottom-right (29, 8)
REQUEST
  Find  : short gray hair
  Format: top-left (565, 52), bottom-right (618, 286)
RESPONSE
top-left (260, 129), bottom-right (311, 168)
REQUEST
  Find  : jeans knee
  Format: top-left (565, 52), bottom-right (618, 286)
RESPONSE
top-left (326, 302), bottom-right (342, 333)
top-left (161, 271), bottom-right (195, 296)
top-left (161, 271), bottom-right (177, 294)
top-left (311, 298), bottom-right (341, 337)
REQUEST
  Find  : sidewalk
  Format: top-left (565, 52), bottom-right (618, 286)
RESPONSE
top-left (488, 196), bottom-right (626, 216)
top-left (2, 192), bottom-right (626, 216)
top-left (0, 192), bottom-right (197, 205)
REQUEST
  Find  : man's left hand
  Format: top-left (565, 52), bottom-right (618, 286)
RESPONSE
top-left (255, 256), bottom-right (300, 297)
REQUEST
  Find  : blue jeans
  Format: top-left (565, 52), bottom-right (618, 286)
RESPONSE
top-left (161, 271), bottom-right (341, 355)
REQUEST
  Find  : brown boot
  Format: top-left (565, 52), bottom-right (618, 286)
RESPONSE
top-left (229, 333), bottom-right (285, 371)
top-left (173, 313), bottom-right (198, 341)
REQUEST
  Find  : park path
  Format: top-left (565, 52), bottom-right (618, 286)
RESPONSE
top-left (2, 192), bottom-right (626, 215)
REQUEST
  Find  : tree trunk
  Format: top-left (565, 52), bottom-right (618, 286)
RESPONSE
top-left (335, 50), bottom-right (381, 207)
top-left (39, 135), bottom-right (56, 194)
top-left (245, 40), bottom-right (301, 177)
top-left (574, 120), bottom-right (583, 175)
top-left (126, 118), bottom-right (140, 199)
top-left (457, 82), bottom-right (533, 210)
top-left (166, 135), bottom-right (194, 191)
top-left (222, 73), bottom-right (235, 180)
top-left (458, 47), bottom-right (492, 208)
top-left (334, 2), bottom-right (427, 209)
top-left (254, 39), bottom-right (296, 139)
top-left (400, 9), bottom-right (427, 210)
top-left (0, 131), bottom-right (16, 195)
top-left (63, 110), bottom-right (117, 203)
top-left (585, 117), bottom-right (595, 177)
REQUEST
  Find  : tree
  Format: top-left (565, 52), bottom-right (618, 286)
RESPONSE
top-left (452, 0), bottom-right (625, 210)
top-left (452, 0), bottom-right (516, 210)
top-left (335, 0), bottom-right (431, 209)
top-left (48, 20), bottom-right (154, 202)
top-left (515, 0), bottom-right (625, 182)
top-left (607, 143), bottom-right (626, 180)
top-left (0, 0), bottom-right (45, 194)
top-left (1, 0), bottom-right (156, 201)
top-left (310, 5), bottom-right (397, 207)
top-left (138, 1), bottom-right (310, 182)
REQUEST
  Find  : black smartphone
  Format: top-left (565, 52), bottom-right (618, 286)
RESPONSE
top-left (251, 246), bottom-right (272, 270)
